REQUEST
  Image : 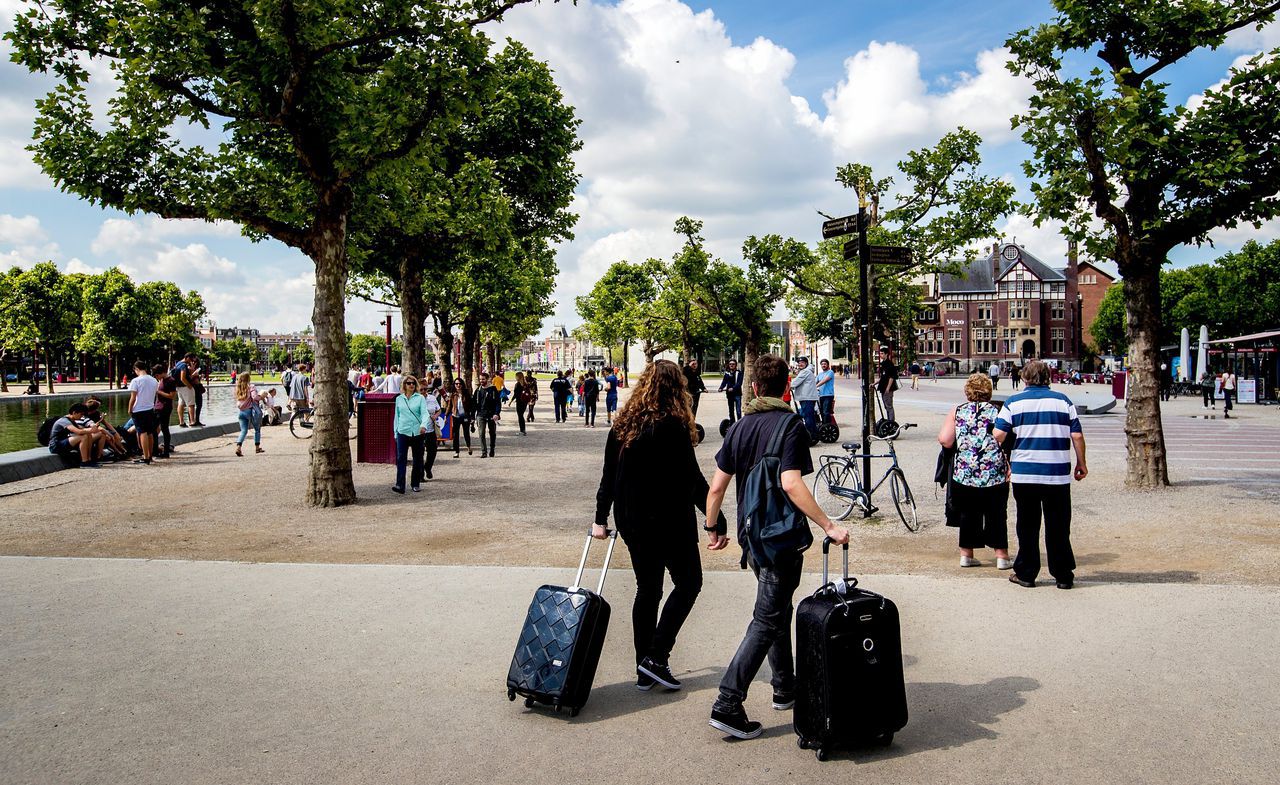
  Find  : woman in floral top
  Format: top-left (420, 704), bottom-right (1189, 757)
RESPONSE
top-left (937, 373), bottom-right (1012, 570)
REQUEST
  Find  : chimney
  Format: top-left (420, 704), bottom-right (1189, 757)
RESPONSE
top-left (1067, 239), bottom-right (1078, 269)
top-left (993, 242), bottom-right (1001, 278)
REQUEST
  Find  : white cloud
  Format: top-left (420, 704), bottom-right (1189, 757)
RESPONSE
top-left (0, 213), bottom-right (59, 268)
top-left (1225, 20), bottom-right (1280, 51)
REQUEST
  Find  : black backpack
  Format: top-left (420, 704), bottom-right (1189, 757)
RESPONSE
top-left (37, 416), bottom-right (58, 447)
top-left (738, 413), bottom-right (813, 568)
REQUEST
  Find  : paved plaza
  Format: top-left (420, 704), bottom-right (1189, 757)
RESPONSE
top-left (2, 377), bottom-right (1278, 783)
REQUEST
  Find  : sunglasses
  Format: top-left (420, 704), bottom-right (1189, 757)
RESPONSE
top-left (406, 382), bottom-right (418, 386)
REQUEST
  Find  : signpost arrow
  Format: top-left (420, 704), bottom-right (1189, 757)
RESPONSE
top-left (868, 245), bottom-right (912, 266)
top-left (842, 239), bottom-right (859, 260)
top-left (822, 214), bottom-right (859, 239)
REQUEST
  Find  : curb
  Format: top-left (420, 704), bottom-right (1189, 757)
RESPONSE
top-left (0, 416), bottom-right (242, 485)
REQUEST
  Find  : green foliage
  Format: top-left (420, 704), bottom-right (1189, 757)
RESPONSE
top-left (346, 332), bottom-right (403, 368)
top-left (293, 342), bottom-right (315, 365)
top-left (137, 280), bottom-right (205, 355)
top-left (76, 267), bottom-right (153, 356)
top-left (267, 344), bottom-right (290, 368)
top-left (1092, 282), bottom-right (1127, 354)
top-left (213, 337), bottom-right (258, 367)
top-left (576, 259), bottom-right (667, 357)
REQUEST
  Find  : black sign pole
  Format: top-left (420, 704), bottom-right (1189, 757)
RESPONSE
top-left (858, 208), bottom-right (873, 515)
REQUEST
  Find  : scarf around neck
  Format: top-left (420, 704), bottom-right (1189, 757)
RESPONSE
top-left (745, 396), bottom-right (793, 415)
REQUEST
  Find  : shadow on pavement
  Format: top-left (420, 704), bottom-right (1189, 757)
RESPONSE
top-left (525, 668), bottom-right (727, 723)
top-left (1090, 570), bottom-right (1199, 584)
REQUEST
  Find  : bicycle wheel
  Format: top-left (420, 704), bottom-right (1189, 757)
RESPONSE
top-left (289, 411), bottom-right (315, 439)
top-left (813, 462), bottom-right (858, 522)
top-left (889, 469), bottom-right (919, 532)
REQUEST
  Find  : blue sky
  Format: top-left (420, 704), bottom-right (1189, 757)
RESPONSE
top-left (1, 0), bottom-right (1277, 336)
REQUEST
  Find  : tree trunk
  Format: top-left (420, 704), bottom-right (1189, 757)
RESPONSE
top-left (643, 338), bottom-right (659, 365)
top-left (743, 330), bottom-right (763, 405)
top-left (433, 315), bottom-right (455, 386)
top-left (486, 342), bottom-right (498, 376)
top-left (0, 350), bottom-right (7, 393)
top-left (397, 260), bottom-right (427, 379)
top-left (461, 316), bottom-right (479, 388)
top-left (45, 347), bottom-right (54, 394)
top-left (305, 205), bottom-right (357, 508)
top-left (1121, 257), bottom-right (1170, 488)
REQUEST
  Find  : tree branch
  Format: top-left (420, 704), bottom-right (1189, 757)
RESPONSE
top-left (1133, 2), bottom-right (1280, 83)
top-left (150, 75), bottom-right (247, 120)
top-left (467, 0), bottom-right (538, 27)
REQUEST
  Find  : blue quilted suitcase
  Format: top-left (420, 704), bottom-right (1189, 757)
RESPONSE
top-left (507, 531), bottom-right (617, 717)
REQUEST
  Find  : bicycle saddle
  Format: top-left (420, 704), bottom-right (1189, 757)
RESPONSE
top-left (841, 442), bottom-right (861, 451)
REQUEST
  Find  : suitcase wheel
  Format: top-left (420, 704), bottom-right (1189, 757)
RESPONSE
top-left (568, 707), bottom-right (580, 718)
top-left (553, 704), bottom-right (561, 714)
top-left (875, 732), bottom-right (894, 747)
top-left (524, 697), bottom-right (535, 709)
top-left (507, 689), bottom-right (516, 701)
top-left (796, 736), bottom-right (809, 750)
top-left (815, 747), bottom-right (829, 762)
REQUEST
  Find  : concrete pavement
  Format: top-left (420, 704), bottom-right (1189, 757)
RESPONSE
top-left (3, 556), bottom-right (1277, 784)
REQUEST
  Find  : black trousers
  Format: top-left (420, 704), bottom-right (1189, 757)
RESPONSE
top-left (626, 534), bottom-right (703, 666)
top-left (554, 398), bottom-right (568, 422)
top-left (1012, 483), bottom-right (1075, 583)
top-left (584, 399), bottom-right (597, 426)
top-left (690, 392), bottom-right (701, 415)
top-left (157, 408), bottom-right (172, 454)
top-left (1223, 388), bottom-right (1234, 412)
top-left (452, 418), bottom-right (472, 453)
top-left (1202, 386), bottom-right (1214, 407)
top-left (479, 417), bottom-right (497, 455)
top-left (516, 401), bottom-right (527, 433)
top-left (953, 481), bottom-right (1009, 550)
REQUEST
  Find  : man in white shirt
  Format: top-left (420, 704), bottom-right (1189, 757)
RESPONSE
top-left (381, 365), bottom-right (405, 393)
top-left (988, 361), bottom-right (1001, 390)
top-left (127, 360), bottom-right (159, 464)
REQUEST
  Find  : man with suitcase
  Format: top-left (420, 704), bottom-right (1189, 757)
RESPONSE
top-left (703, 354), bottom-right (849, 740)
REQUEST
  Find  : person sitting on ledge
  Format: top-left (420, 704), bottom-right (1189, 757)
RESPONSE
top-left (49, 402), bottom-right (107, 467)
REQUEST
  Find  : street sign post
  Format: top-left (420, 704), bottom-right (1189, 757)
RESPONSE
top-left (868, 245), bottom-right (912, 266)
top-left (822, 214), bottom-right (859, 239)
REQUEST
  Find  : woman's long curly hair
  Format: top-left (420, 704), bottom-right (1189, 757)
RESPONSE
top-left (611, 359), bottom-right (697, 448)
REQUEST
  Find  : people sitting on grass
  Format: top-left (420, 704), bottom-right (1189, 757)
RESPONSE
top-left (48, 402), bottom-right (107, 467)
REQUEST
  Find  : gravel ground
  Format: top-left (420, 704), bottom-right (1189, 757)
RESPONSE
top-left (1, 378), bottom-right (1276, 585)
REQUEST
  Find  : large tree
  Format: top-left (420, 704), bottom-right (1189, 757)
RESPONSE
top-left (8, 0), bottom-right (558, 506)
top-left (76, 267), bottom-right (154, 387)
top-left (1008, 0), bottom-right (1280, 487)
top-left (576, 259), bottom-right (669, 368)
top-left (5, 262), bottom-right (81, 393)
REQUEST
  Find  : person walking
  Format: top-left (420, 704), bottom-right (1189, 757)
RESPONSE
top-left (153, 364), bottom-right (177, 458)
top-left (550, 370), bottom-right (570, 423)
top-left (576, 373), bottom-right (587, 418)
top-left (392, 376), bottom-right (434, 493)
top-left (233, 372), bottom-right (264, 457)
top-left (789, 356), bottom-right (819, 440)
top-left (172, 352), bottom-right (197, 427)
top-left (512, 372), bottom-right (530, 435)
top-left (702, 354), bottom-right (850, 740)
top-left (474, 372), bottom-right (501, 457)
top-left (380, 365), bottom-right (405, 394)
top-left (525, 372), bottom-right (539, 422)
top-left (127, 360), bottom-right (159, 465)
top-left (1200, 370), bottom-right (1216, 410)
top-left (189, 359), bottom-right (206, 426)
top-left (994, 360), bottom-right (1087, 590)
top-left (289, 363), bottom-right (312, 419)
top-left (816, 358), bottom-right (836, 427)
top-left (1010, 362), bottom-right (1021, 390)
top-left (446, 377), bottom-right (476, 456)
top-left (877, 347), bottom-right (900, 423)
top-left (582, 370), bottom-right (601, 428)
top-left (682, 359), bottom-right (706, 415)
top-left (593, 359), bottom-right (726, 692)
top-left (1221, 368), bottom-right (1236, 418)
top-left (604, 367), bottom-right (620, 425)
top-left (938, 373), bottom-right (1012, 569)
top-left (909, 360), bottom-right (921, 390)
top-left (988, 360), bottom-right (1001, 390)
top-left (718, 359), bottom-right (744, 424)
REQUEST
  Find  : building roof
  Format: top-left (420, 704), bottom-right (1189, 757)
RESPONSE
top-left (939, 243), bottom-right (1064, 295)
top-left (1078, 259), bottom-right (1120, 280)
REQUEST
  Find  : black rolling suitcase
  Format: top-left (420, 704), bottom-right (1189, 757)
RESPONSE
top-left (506, 530), bottom-right (617, 717)
top-left (794, 538), bottom-right (908, 760)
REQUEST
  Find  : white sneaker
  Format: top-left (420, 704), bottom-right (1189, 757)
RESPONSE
top-left (960, 556), bottom-right (981, 568)
top-left (997, 558), bottom-right (1013, 570)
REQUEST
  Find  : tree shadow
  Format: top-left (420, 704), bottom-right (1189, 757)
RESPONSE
top-left (822, 675), bottom-right (1041, 762)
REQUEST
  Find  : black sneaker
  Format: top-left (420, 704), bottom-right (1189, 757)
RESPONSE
top-left (636, 672), bottom-right (656, 691)
top-left (392, 486), bottom-right (405, 494)
top-left (772, 691), bottom-right (795, 710)
top-left (637, 657), bottom-right (681, 690)
top-left (1009, 574), bottom-right (1036, 588)
top-left (1056, 580), bottom-right (1073, 590)
top-left (709, 706), bottom-right (763, 740)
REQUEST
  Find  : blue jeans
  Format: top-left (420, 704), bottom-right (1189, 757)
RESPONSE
top-left (236, 407), bottom-right (261, 445)
top-left (714, 551), bottom-right (803, 710)
top-left (799, 399), bottom-right (818, 440)
top-left (395, 432), bottom-right (424, 489)
top-left (726, 394), bottom-right (742, 423)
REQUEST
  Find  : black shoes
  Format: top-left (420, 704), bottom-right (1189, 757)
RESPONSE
top-left (709, 706), bottom-right (763, 740)
top-left (637, 657), bottom-right (681, 690)
top-left (392, 486), bottom-right (405, 494)
top-left (772, 691), bottom-right (795, 710)
top-left (1056, 580), bottom-right (1073, 590)
top-left (636, 672), bottom-right (656, 691)
top-left (411, 486), bottom-right (420, 493)
top-left (1008, 574), bottom-right (1036, 588)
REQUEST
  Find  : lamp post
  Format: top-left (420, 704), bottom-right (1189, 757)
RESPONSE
top-left (379, 312), bottom-right (393, 374)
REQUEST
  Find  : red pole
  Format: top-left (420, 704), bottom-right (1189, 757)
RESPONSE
top-left (384, 315), bottom-right (392, 373)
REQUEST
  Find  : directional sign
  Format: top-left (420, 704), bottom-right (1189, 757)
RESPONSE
top-left (842, 239), bottom-right (859, 260)
top-left (822, 214), bottom-right (859, 239)
top-left (868, 245), bottom-right (912, 266)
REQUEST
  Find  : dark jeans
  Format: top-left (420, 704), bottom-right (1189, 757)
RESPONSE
top-left (798, 399), bottom-right (818, 440)
top-left (157, 407), bottom-right (173, 454)
top-left (479, 417), bottom-right (497, 455)
top-left (1223, 388), bottom-right (1233, 412)
top-left (395, 433), bottom-right (424, 488)
top-left (452, 418), bottom-right (472, 453)
top-left (881, 388), bottom-right (896, 422)
top-left (194, 392), bottom-right (204, 423)
top-left (726, 393), bottom-right (742, 423)
top-left (714, 551), bottom-right (803, 711)
top-left (690, 392), bottom-right (701, 415)
top-left (954, 481), bottom-right (1009, 550)
top-left (584, 399), bottom-right (597, 426)
top-left (554, 398), bottom-right (568, 422)
top-left (1202, 386), bottom-right (1214, 407)
top-left (516, 401), bottom-right (527, 433)
top-left (1012, 483), bottom-right (1075, 583)
top-left (818, 395), bottom-right (834, 424)
top-left (626, 535), bottom-right (703, 666)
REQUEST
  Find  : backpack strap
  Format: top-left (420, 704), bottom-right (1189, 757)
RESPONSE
top-left (763, 412), bottom-right (797, 461)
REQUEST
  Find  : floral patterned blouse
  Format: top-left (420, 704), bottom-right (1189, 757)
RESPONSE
top-left (952, 401), bottom-right (1007, 488)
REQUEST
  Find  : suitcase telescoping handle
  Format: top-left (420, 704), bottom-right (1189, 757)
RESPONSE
top-left (820, 536), bottom-right (857, 595)
top-left (570, 529), bottom-right (618, 595)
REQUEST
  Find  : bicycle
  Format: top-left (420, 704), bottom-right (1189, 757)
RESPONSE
top-left (812, 422), bottom-right (919, 532)
top-left (289, 406), bottom-right (358, 440)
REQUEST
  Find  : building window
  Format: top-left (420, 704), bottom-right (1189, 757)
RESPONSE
top-left (1051, 328), bottom-right (1065, 354)
top-left (977, 302), bottom-right (993, 321)
top-left (945, 301), bottom-right (965, 311)
top-left (948, 329), bottom-right (962, 355)
top-left (1051, 300), bottom-right (1065, 320)
top-left (974, 328), bottom-right (998, 354)
top-left (1010, 300), bottom-right (1030, 320)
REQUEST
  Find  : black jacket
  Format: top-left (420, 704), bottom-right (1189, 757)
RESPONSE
top-left (549, 376), bottom-right (571, 401)
top-left (718, 369), bottom-right (743, 395)
top-left (683, 366), bottom-right (706, 395)
top-left (595, 417), bottom-right (726, 539)
top-left (474, 386), bottom-right (501, 419)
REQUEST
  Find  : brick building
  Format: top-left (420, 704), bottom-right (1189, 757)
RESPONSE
top-left (914, 242), bottom-right (1084, 371)
top-left (1077, 259), bottom-right (1118, 350)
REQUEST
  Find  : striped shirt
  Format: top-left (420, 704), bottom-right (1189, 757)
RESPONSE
top-left (994, 385), bottom-right (1082, 485)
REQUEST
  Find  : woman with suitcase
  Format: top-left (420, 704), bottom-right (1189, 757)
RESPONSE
top-left (593, 359), bottom-right (726, 691)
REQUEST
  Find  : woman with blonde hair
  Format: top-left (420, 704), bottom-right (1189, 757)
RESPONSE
top-left (938, 372), bottom-right (1011, 569)
top-left (234, 372), bottom-right (264, 457)
top-left (594, 359), bottom-right (726, 692)
top-left (393, 375), bottom-right (439, 493)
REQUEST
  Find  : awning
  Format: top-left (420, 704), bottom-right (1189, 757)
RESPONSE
top-left (1204, 329), bottom-right (1280, 345)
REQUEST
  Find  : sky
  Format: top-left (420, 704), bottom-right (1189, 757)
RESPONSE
top-left (1, 0), bottom-right (1278, 338)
